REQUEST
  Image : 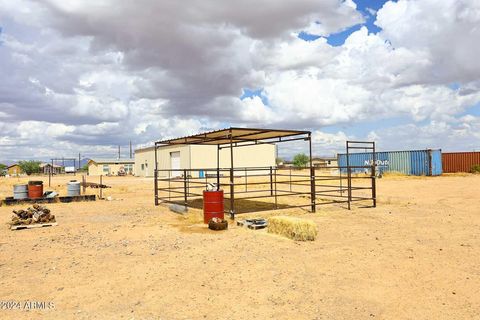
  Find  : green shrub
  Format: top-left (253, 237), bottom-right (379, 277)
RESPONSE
top-left (293, 153), bottom-right (309, 169)
top-left (18, 160), bottom-right (41, 175)
top-left (471, 164), bottom-right (480, 174)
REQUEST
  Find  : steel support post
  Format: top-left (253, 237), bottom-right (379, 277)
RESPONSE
top-left (154, 145), bottom-right (159, 206)
top-left (229, 131), bottom-right (235, 219)
top-left (346, 142), bottom-right (352, 210)
top-left (309, 134), bottom-right (316, 213)
top-left (372, 141), bottom-right (377, 208)
top-left (183, 169), bottom-right (188, 207)
top-left (217, 145), bottom-right (220, 188)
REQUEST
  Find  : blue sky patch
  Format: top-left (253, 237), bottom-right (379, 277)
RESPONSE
top-left (448, 82), bottom-right (461, 90)
top-left (458, 102), bottom-right (480, 117)
top-left (298, 31), bottom-right (321, 42)
top-left (326, 24), bottom-right (363, 46)
top-left (240, 88), bottom-right (269, 105)
top-left (298, 0), bottom-right (388, 46)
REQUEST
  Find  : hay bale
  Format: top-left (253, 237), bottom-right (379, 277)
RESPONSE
top-left (267, 216), bottom-right (318, 241)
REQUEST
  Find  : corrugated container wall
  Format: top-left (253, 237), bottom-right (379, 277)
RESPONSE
top-left (442, 152), bottom-right (480, 173)
top-left (337, 149), bottom-right (442, 176)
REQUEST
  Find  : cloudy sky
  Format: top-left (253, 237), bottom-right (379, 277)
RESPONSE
top-left (0, 0), bottom-right (479, 161)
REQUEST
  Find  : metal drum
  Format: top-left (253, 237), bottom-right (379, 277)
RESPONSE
top-left (28, 181), bottom-right (44, 199)
top-left (13, 184), bottom-right (28, 200)
top-left (203, 190), bottom-right (224, 224)
top-left (67, 180), bottom-right (81, 196)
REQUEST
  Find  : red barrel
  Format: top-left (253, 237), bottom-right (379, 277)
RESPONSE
top-left (203, 190), bottom-right (224, 224)
top-left (28, 181), bottom-right (43, 199)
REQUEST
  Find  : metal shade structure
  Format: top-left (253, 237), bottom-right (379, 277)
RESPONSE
top-left (155, 128), bottom-right (313, 218)
top-left (155, 127), bottom-right (311, 147)
top-left (153, 127), bottom-right (376, 219)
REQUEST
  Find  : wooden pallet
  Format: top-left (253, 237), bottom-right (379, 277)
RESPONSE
top-left (10, 222), bottom-right (58, 231)
top-left (2, 195), bottom-right (96, 206)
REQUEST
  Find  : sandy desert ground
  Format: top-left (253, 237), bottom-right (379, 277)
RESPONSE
top-left (0, 173), bottom-right (479, 319)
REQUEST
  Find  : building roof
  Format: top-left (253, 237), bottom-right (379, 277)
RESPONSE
top-left (7, 164), bottom-right (20, 168)
top-left (312, 157), bottom-right (337, 161)
top-left (135, 146), bottom-right (155, 153)
top-left (155, 127), bottom-right (311, 147)
top-left (39, 163), bottom-right (63, 168)
top-left (88, 158), bottom-right (134, 164)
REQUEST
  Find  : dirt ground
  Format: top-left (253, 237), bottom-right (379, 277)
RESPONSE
top-left (0, 173), bottom-right (479, 319)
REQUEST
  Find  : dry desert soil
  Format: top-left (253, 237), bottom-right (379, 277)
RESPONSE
top-left (0, 174), bottom-right (479, 319)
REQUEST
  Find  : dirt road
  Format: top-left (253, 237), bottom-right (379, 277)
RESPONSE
top-left (0, 174), bottom-right (479, 319)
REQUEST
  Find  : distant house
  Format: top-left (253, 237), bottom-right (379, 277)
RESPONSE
top-left (311, 157), bottom-right (338, 168)
top-left (87, 159), bottom-right (134, 176)
top-left (39, 163), bottom-right (63, 175)
top-left (7, 164), bottom-right (24, 176)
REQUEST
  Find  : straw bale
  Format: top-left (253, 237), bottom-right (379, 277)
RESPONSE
top-left (267, 216), bottom-right (317, 241)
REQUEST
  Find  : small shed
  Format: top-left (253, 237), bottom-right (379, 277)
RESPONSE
top-left (40, 163), bottom-right (63, 175)
top-left (311, 157), bottom-right (338, 168)
top-left (88, 159), bottom-right (135, 176)
top-left (7, 164), bottom-right (24, 176)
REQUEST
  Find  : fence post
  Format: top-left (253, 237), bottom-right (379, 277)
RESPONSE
top-left (346, 142), bottom-right (351, 210)
top-left (183, 169), bottom-right (188, 207)
top-left (154, 169), bottom-right (158, 206)
top-left (82, 175), bottom-right (86, 195)
top-left (310, 167), bottom-right (316, 212)
top-left (270, 166), bottom-right (273, 196)
top-left (289, 168), bottom-right (292, 192)
top-left (274, 167), bottom-right (278, 209)
top-left (245, 168), bottom-right (247, 192)
top-left (308, 134), bottom-right (316, 213)
top-left (372, 141), bottom-right (377, 207)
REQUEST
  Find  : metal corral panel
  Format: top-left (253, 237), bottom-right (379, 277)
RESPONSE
top-left (338, 149), bottom-right (442, 176)
top-left (442, 152), bottom-right (480, 173)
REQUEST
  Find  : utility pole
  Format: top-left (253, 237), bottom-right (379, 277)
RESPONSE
top-left (129, 141), bottom-right (132, 159)
top-left (78, 153), bottom-right (81, 170)
top-left (118, 145), bottom-right (121, 159)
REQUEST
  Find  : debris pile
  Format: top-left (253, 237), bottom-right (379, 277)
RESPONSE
top-left (10, 204), bottom-right (56, 226)
top-left (237, 218), bottom-right (268, 230)
top-left (208, 217), bottom-right (228, 231)
top-left (81, 182), bottom-right (110, 189)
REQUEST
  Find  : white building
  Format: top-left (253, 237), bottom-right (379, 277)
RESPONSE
top-left (135, 144), bottom-right (276, 178)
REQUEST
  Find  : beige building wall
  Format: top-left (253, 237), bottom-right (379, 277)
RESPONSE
top-left (135, 144), bottom-right (276, 177)
top-left (7, 165), bottom-right (24, 176)
top-left (135, 145), bottom-right (190, 178)
top-left (88, 161), bottom-right (134, 176)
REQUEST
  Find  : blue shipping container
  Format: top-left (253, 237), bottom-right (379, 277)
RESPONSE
top-left (337, 149), bottom-right (442, 176)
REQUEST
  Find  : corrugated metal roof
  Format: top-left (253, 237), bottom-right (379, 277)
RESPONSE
top-left (39, 163), bottom-right (63, 168)
top-left (155, 127), bottom-right (310, 146)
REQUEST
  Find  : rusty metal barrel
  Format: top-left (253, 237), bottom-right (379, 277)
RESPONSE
top-left (28, 181), bottom-right (43, 199)
top-left (203, 190), bottom-right (224, 224)
top-left (13, 184), bottom-right (28, 200)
